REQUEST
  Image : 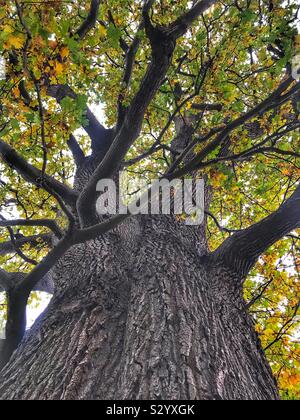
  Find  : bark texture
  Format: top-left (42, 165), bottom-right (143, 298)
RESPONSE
top-left (0, 157), bottom-right (279, 401)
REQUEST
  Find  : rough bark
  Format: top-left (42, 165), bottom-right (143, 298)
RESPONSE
top-left (1, 98), bottom-right (289, 399)
top-left (1, 0), bottom-right (296, 400)
top-left (0, 217), bottom-right (278, 400)
top-left (0, 125), bottom-right (280, 401)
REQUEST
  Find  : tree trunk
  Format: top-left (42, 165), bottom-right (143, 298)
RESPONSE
top-left (0, 156), bottom-right (279, 400)
top-left (0, 215), bottom-right (279, 400)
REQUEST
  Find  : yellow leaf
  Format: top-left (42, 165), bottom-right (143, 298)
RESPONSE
top-left (54, 62), bottom-right (64, 76)
top-left (282, 168), bottom-right (290, 176)
top-left (3, 25), bottom-right (13, 35)
top-left (99, 26), bottom-right (107, 39)
top-left (60, 47), bottom-right (69, 59)
top-left (12, 86), bottom-right (20, 97)
top-left (4, 34), bottom-right (25, 49)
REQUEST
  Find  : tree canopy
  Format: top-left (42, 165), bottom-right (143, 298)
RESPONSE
top-left (0, 0), bottom-right (299, 399)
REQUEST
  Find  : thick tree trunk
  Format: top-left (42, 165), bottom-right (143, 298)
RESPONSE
top-left (0, 152), bottom-right (279, 400)
top-left (0, 214), bottom-right (279, 400)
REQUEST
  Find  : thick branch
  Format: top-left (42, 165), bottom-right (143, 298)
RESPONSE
top-left (19, 235), bottom-right (71, 295)
top-left (0, 239), bottom-right (65, 369)
top-left (168, 0), bottom-right (217, 37)
top-left (77, 37), bottom-right (175, 222)
top-left (213, 184), bottom-right (300, 278)
top-left (0, 268), bottom-right (53, 294)
top-left (77, 0), bottom-right (215, 224)
top-left (46, 84), bottom-right (112, 154)
top-left (74, 214), bottom-right (128, 243)
top-left (0, 286), bottom-right (28, 371)
top-left (67, 135), bottom-right (85, 166)
top-left (74, 0), bottom-right (101, 40)
top-left (117, 0), bottom-right (156, 128)
top-left (0, 234), bottom-right (71, 369)
top-left (0, 139), bottom-right (77, 207)
top-left (33, 272), bottom-right (54, 294)
top-left (0, 270), bottom-right (25, 293)
top-left (0, 268), bottom-right (11, 292)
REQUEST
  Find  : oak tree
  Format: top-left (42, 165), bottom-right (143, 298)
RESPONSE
top-left (0, 0), bottom-right (299, 400)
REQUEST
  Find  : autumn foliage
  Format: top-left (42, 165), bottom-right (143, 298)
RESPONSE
top-left (0, 0), bottom-right (299, 399)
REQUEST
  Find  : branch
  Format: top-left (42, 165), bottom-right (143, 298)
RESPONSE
top-left (15, 0), bottom-right (47, 178)
top-left (212, 184), bottom-right (300, 278)
top-left (18, 80), bottom-right (37, 109)
top-left (0, 234), bottom-right (71, 369)
top-left (0, 268), bottom-right (11, 292)
top-left (168, 0), bottom-right (217, 37)
top-left (192, 103), bottom-right (223, 112)
top-left (0, 138), bottom-right (78, 207)
top-left (117, 29), bottom-right (143, 128)
top-left (0, 219), bottom-right (63, 239)
top-left (180, 121), bottom-right (300, 171)
top-left (34, 80), bottom-right (47, 178)
top-left (107, 10), bottom-right (129, 52)
top-left (171, 77), bottom-right (300, 177)
top-left (51, 189), bottom-right (76, 230)
top-left (0, 267), bottom-right (52, 369)
top-left (4, 223), bottom-right (37, 266)
top-left (205, 210), bottom-right (240, 234)
top-left (74, 214), bottom-right (128, 243)
top-left (0, 214), bottom-right (37, 265)
top-left (17, 0), bottom-right (105, 158)
top-left (0, 234), bottom-right (51, 256)
top-left (67, 135), bottom-right (85, 166)
top-left (0, 269), bottom-right (52, 294)
top-left (117, 0), bottom-right (156, 128)
top-left (33, 272), bottom-right (54, 295)
top-left (0, 269), bottom-right (53, 295)
top-left (18, 84), bottom-right (85, 166)
top-left (264, 300), bottom-right (300, 351)
top-left (18, 235), bottom-right (71, 296)
top-left (0, 261), bottom-right (55, 370)
top-left (77, 0), bottom-right (215, 224)
top-left (0, 285), bottom-right (28, 371)
top-left (46, 84), bottom-right (112, 154)
top-left (74, 0), bottom-right (101, 40)
top-left (246, 279), bottom-right (274, 309)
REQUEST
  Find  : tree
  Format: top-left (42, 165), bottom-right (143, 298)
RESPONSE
top-left (0, 0), bottom-right (299, 400)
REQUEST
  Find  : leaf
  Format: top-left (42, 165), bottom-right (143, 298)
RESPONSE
top-left (5, 33), bottom-right (25, 49)
top-left (240, 10), bottom-right (256, 23)
top-left (60, 46), bottom-right (69, 59)
top-left (107, 24), bottom-right (122, 48)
